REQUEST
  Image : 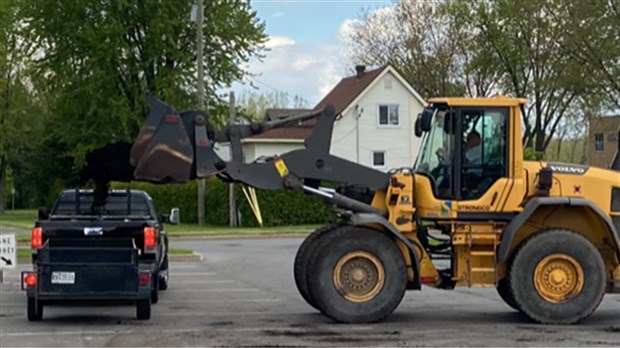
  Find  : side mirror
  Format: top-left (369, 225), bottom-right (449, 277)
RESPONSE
top-left (420, 109), bottom-right (433, 131)
top-left (169, 208), bottom-right (180, 225)
top-left (38, 206), bottom-right (49, 220)
top-left (414, 115), bottom-right (423, 137)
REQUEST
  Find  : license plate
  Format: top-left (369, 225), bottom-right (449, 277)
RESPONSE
top-left (51, 272), bottom-right (75, 284)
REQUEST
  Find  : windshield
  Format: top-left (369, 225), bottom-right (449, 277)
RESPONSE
top-left (413, 108), bottom-right (455, 198)
top-left (52, 192), bottom-right (153, 217)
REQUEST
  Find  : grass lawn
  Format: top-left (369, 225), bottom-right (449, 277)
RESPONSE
top-left (0, 209), bottom-right (37, 229)
top-left (1, 210), bottom-right (319, 236)
top-left (165, 223), bottom-right (318, 237)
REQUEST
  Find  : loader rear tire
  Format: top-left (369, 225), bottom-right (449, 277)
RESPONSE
top-left (307, 226), bottom-right (407, 323)
top-left (509, 229), bottom-right (605, 324)
top-left (293, 224), bottom-right (341, 311)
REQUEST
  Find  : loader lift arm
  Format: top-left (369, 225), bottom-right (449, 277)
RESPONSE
top-left (129, 96), bottom-right (390, 216)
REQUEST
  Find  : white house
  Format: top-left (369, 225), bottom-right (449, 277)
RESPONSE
top-left (241, 65), bottom-right (426, 170)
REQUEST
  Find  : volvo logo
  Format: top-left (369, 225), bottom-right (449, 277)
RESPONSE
top-left (548, 163), bottom-right (588, 175)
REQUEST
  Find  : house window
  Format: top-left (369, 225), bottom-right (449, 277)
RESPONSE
top-left (378, 105), bottom-right (399, 126)
top-left (595, 133), bottom-right (604, 152)
top-left (372, 151), bottom-right (386, 167)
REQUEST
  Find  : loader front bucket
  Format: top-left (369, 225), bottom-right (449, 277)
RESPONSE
top-left (130, 96), bottom-right (194, 183)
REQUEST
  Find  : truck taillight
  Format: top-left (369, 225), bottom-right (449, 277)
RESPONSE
top-left (24, 273), bottom-right (37, 288)
top-left (139, 272), bottom-right (152, 286)
top-left (31, 227), bottom-right (42, 249)
top-left (144, 227), bottom-right (156, 250)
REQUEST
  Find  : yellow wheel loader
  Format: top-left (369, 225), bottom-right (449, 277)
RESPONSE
top-left (126, 95), bottom-right (620, 325)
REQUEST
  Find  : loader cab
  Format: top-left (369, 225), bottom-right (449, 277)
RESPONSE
top-left (413, 97), bottom-right (527, 214)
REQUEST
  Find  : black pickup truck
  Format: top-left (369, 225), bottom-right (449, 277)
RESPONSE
top-left (22, 189), bottom-right (177, 321)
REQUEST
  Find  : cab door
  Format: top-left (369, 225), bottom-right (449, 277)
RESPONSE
top-left (455, 107), bottom-right (512, 216)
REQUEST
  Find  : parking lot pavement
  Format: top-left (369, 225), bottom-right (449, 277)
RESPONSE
top-left (1, 238), bottom-right (619, 347)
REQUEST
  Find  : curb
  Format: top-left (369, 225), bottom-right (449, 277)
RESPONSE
top-left (170, 251), bottom-right (203, 262)
top-left (169, 233), bottom-right (309, 240)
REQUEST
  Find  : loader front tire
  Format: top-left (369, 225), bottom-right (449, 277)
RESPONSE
top-left (307, 226), bottom-right (407, 323)
top-left (509, 229), bottom-right (605, 324)
top-left (293, 224), bottom-right (341, 311)
top-left (496, 278), bottom-right (519, 311)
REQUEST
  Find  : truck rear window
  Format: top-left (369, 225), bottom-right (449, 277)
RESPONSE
top-left (53, 192), bottom-right (152, 217)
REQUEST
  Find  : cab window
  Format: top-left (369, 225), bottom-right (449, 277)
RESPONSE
top-left (460, 108), bottom-right (508, 200)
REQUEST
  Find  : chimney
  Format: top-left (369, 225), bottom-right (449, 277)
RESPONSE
top-left (355, 65), bottom-right (366, 78)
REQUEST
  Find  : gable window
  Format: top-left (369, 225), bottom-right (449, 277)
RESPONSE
top-left (372, 151), bottom-right (386, 167)
top-left (595, 133), bottom-right (604, 152)
top-left (378, 105), bottom-right (399, 126)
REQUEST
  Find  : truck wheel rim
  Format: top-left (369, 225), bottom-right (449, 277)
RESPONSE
top-left (333, 251), bottom-right (385, 303)
top-left (534, 253), bottom-right (584, 303)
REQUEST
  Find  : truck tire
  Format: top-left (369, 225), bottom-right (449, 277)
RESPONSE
top-left (307, 226), bottom-right (407, 323)
top-left (293, 224), bottom-right (341, 311)
top-left (151, 277), bottom-right (159, 304)
top-left (496, 278), bottom-right (519, 311)
top-left (27, 297), bottom-right (43, 321)
top-left (158, 255), bottom-right (169, 291)
top-left (137, 299), bottom-right (151, 320)
top-left (509, 229), bottom-right (606, 324)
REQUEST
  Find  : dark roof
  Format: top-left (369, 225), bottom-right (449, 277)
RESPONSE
top-left (264, 108), bottom-right (312, 121)
top-left (313, 65), bottom-right (387, 115)
top-left (248, 125), bottom-right (315, 140)
top-left (248, 65), bottom-right (387, 140)
top-left (248, 108), bottom-right (316, 140)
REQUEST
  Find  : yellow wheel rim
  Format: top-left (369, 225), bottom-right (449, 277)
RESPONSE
top-left (534, 253), bottom-right (584, 303)
top-left (333, 251), bottom-right (385, 303)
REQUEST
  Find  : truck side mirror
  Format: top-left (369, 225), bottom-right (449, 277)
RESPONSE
top-left (420, 109), bottom-right (433, 131)
top-left (169, 208), bottom-right (180, 225)
top-left (38, 206), bottom-right (49, 220)
top-left (414, 115), bottom-right (423, 137)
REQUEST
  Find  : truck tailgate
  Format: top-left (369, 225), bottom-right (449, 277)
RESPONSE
top-left (36, 239), bottom-right (141, 298)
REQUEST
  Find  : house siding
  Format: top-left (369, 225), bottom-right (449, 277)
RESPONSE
top-left (588, 116), bottom-right (620, 168)
top-left (243, 142), bottom-right (304, 162)
top-left (330, 71), bottom-right (424, 170)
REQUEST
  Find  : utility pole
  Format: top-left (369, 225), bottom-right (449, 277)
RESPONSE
top-left (195, 0), bottom-right (206, 225)
top-left (228, 92), bottom-right (238, 227)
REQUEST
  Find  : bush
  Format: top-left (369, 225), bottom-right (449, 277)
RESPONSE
top-left (112, 179), bottom-right (337, 226)
top-left (112, 181), bottom-right (199, 223)
top-left (524, 147), bottom-right (544, 161)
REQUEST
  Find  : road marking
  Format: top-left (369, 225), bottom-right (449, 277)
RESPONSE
top-left (160, 299), bottom-right (280, 303)
top-left (171, 272), bottom-right (216, 276)
top-left (174, 280), bottom-right (235, 284)
top-left (171, 288), bottom-right (260, 293)
top-left (169, 265), bottom-right (198, 269)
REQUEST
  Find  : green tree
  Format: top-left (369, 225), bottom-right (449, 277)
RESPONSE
top-left (237, 89), bottom-right (310, 120)
top-left (0, 0), bottom-right (45, 213)
top-left (452, 0), bottom-right (588, 153)
top-left (20, 0), bottom-right (267, 173)
top-left (346, 1), bottom-right (613, 154)
top-left (548, 0), bottom-right (620, 110)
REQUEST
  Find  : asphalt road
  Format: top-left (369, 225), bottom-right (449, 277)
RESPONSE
top-left (1, 237), bottom-right (619, 347)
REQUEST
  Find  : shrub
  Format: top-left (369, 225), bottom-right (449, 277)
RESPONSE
top-left (112, 179), bottom-right (337, 226)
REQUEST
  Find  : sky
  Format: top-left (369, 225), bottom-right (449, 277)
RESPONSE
top-left (224, 0), bottom-right (393, 108)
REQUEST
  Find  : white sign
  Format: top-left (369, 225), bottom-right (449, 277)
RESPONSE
top-left (0, 234), bottom-right (17, 269)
